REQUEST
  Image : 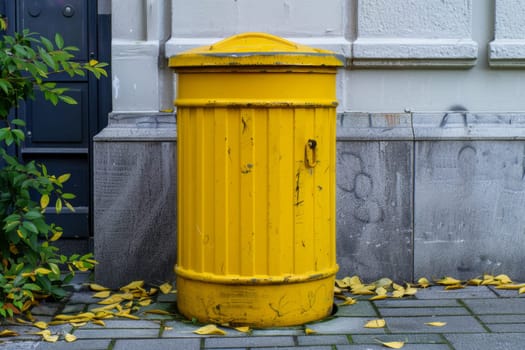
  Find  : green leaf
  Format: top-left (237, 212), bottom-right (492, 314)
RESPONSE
top-left (61, 193), bottom-right (76, 200)
top-left (58, 95), bottom-right (77, 105)
top-left (10, 119), bottom-right (26, 127)
top-left (55, 33), bottom-right (64, 49)
top-left (55, 198), bottom-right (63, 213)
top-left (40, 36), bottom-right (54, 51)
top-left (57, 173), bottom-right (71, 183)
top-left (22, 221), bottom-right (39, 234)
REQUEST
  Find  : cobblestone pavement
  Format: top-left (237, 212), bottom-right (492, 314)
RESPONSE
top-left (2, 274), bottom-right (525, 349)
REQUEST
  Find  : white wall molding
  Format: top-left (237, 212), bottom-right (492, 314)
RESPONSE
top-left (353, 0), bottom-right (478, 68)
top-left (489, 0), bottom-right (525, 67)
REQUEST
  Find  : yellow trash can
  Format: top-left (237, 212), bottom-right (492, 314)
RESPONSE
top-left (169, 32), bottom-right (343, 327)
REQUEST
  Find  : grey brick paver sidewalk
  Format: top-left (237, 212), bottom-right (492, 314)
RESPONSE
top-left (2, 276), bottom-right (525, 350)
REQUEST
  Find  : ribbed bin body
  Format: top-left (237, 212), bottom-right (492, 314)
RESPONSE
top-left (170, 33), bottom-right (343, 327)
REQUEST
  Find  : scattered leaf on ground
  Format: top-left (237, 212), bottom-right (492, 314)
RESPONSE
top-left (33, 321), bottom-right (48, 329)
top-left (370, 295), bottom-right (388, 301)
top-left (93, 290), bottom-right (111, 298)
top-left (120, 280), bottom-right (144, 291)
top-left (435, 277), bottom-right (462, 286)
top-left (235, 326), bottom-right (250, 333)
top-left (380, 340), bottom-right (405, 349)
top-left (340, 297), bottom-right (357, 305)
top-left (425, 322), bottom-right (447, 327)
top-left (193, 324), bottom-right (227, 335)
top-left (64, 333), bottom-right (77, 342)
top-left (417, 277), bottom-right (431, 288)
top-left (143, 309), bottom-right (171, 315)
top-left (364, 319), bottom-right (386, 328)
top-left (305, 328), bottom-right (317, 335)
top-left (89, 283), bottom-right (110, 291)
top-left (0, 329), bottom-right (19, 337)
top-left (160, 282), bottom-right (173, 294)
top-left (519, 286), bottom-right (525, 295)
top-left (444, 284), bottom-right (464, 290)
top-left (43, 333), bottom-right (59, 342)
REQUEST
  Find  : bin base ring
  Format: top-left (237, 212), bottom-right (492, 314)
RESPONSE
top-left (175, 266), bottom-right (338, 327)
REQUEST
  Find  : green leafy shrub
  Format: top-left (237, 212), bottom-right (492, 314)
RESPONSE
top-left (0, 17), bottom-right (107, 318)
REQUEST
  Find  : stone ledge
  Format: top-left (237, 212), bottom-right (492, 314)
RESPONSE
top-left (352, 38), bottom-right (478, 68)
top-left (489, 40), bottom-right (525, 67)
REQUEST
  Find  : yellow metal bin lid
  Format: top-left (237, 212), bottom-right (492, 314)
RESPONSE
top-left (169, 32), bottom-right (344, 68)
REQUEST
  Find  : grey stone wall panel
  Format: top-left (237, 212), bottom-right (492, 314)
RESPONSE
top-left (336, 141), bottom-right (413, 281)
top-left (414, 141), bottom-right (525, 280)
top-left (94, 140), bottom-right (177, 288)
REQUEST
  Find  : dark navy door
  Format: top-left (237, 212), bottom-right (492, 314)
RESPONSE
top-left (4, 0), bottom-right (110, 253)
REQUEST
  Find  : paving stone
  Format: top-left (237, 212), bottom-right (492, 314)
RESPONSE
top-left (384, 316), bottom-right (486, 333)
top-left (73, 328), bottom-right (160, 339)
top-left (488, 287), bottom-right (525, 298)
top-left (251, 327), bottom-right (303, 336)
top-left (479, 314), bottom-right (525, 323)
top-left (446, 333), bottom-right (525, 350)
top-left (378, 307), bottom-right (469, 317)
top-left (352, 334), bottom-right (445, 344)
top-left (156, 293), bottom-right (178, 303)
top-left (463, 298), bottom-right (525, 314)
top-left (485, 323), bottom-right (525, 332)
top-left (297, 335), bottom-right (350, 346)
top-left (335, 301), bottom-right (377, 317)
top-left (31, 302), bottom-right (62, 316)
top-left (1, 341), bottom-right (40, 350)
top-left (337, 345), bottom-right (450, 349)
top-left (373, 299), bottom-right (461, 308)
top-left (68, 292), bottom-right (100, 304)
top-left (415, 286), bottom-right (497, 299)
top-left (82, 319), bottom-right (161, 329)
top-left (35, 339), bottom-right (111, 350)
top-left (306, 317), bottom-right (386, 335)
top-left (204, 336), bottom-right (294, 348)
top-left (113, 338), bottom-right (200, 350)
top-left (257, 347), bottom-right (331, 350)
top-left (61, 303), bottom-right (86, 314)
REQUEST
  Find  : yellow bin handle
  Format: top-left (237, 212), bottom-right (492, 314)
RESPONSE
top-left (305, 139), bottom-right (318, 168)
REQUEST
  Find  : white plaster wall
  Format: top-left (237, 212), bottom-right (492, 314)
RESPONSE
top-left (347, 0), bottom-right (525, 112)
top-left (489, 0), bottom-right (525, 67)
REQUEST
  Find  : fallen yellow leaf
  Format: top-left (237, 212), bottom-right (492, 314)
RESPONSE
top-left (33, 321), bottom-right (48, 330)
top-left (364, 319), bottom-right (386, 328)
top-left (93, 290), bottom-right (111, 298)
top-left (495, 274), bottom-right (513, 284)
top-left (70, 322), bottom-right (87, 327)
top-left (0, 329), bottom-right (19, 337)
top-left (444, 284), bottom-right (464, 290)
top-left (143, 309), bottom-right (171, 315)
top-left (436, 277), bottom-right (462, 286)
top-left (425, 322), bottom-right (447, 327)
top-left (120, 280), bottom-right (144, 291)
top-left (89, 283), bottom-right (110, 291)
top-left (370, 295), bottom-right (388, 301)
top-left (164, 326), bottom-right (173, 331)
top-left (193, 324), bottom-right (227, 335)
top-left (139, 299), bottom-right (152, 307)
top-left (64, 333), bottom-right (77, 342)
top-left (16, 318), bottom-right (31, 324)
top-left (98, 295), bottom-right (125, 305)
top-left (334, 286), bottom-right (343, 294)
top-left (160, 282), bottom-right (173, 294)
top-left (495, 283), bottom-right (525, 290)
top-left (235, 326), bottom-right (250, 333)
top-left (340, 297), bottom-right (357, 305)
top-left (92, 319), bottom-right (106, 327)
top-left (467, 278), bottom-right (483, 286)
top-left (404, 287), bottom-right (418, 296)
top-left (335, 279), bottom-right (349, 288)
top-left (519, 286), bottom-right (525, 295)
top-left (91, 303), bottom-right (121, 313)
top-left (391, 289), bottom-right (405, 298)
top-left (43, 333), bottom-right (59, 342)
top-left (381, 341), bottom-right (405, 349)
top-left (376, 287), bottom-right (388, 296)
top-left (417, 277), bottom-right (431, 288)
top-left (305, 328), bottom-right (317, 335)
